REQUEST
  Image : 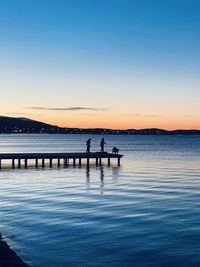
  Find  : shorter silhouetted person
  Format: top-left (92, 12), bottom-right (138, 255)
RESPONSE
top-left (86, 138), bottom-right (91, 153)
top-left (100, 138), bottom-right (107, 152)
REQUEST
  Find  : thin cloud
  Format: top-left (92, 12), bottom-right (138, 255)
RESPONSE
top-left (27, 106), bottom-right (109, 112)
top-left (134, 113), bottom-right (161, 118)
top-left (143, 114), bottom-right (161, 118)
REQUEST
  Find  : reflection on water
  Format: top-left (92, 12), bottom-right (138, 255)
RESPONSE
top-left (112, 166), bottom-right (120, 178)
top-left (100, 167), bottom-right (104, 193)
top-left (0, 134), bottom-right (200, 267)
top-left (86, 166), bottom-right (121, 194)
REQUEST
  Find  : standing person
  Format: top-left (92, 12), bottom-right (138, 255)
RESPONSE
top-left (100, 138), bottom-right (107, 152)
top-left (86, 138), bottom-right (91, 153)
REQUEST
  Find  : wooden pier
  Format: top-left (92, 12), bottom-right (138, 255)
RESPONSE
top-left (0, 152), bottom-right (123, 169)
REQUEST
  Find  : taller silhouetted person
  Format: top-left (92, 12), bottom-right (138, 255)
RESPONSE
top-left (100, 138), bottom-right (107, 152)
top-left (86, 138), bottom-right (91, 153)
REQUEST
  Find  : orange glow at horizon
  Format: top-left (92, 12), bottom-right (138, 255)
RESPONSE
top-left (28, 114), bottom-right (200, 130)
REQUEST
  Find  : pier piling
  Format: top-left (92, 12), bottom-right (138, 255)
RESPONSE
top-left (25, 159), bottom-right (28, 169)
top-left (58, 158), bottom-right (60, 168)
top-left (42, 158), bottom-right (45, 168)
top-left (49, 158), bottom-right (53, 168)
top-left (18, 159), bottom-right (21, 169)
top-left (12, 159), bottom-right (15, 169)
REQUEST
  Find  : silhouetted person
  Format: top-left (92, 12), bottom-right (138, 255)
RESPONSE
top-left (86, 138), bottom-right (91, 153)
top-left (100, 138), bottom-right (107, 152)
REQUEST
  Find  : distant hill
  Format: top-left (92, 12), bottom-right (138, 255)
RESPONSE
top-left (0, 116), bottom-right (200, 135)
top-left (0, 116), bottom-right (64, 133)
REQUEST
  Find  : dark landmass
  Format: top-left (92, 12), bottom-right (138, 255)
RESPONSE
top-left (0, 116), bottom-right (61, 134)
top-left (0, 116), bottom-right (200, 135)
top-left (0, 233), bottom-right (29, 267)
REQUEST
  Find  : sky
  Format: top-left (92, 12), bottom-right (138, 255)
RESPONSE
top-left (0, 0), bottom-right (200, 129)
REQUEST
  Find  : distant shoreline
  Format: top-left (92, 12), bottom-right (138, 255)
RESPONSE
top-left (0, 116), bottom-right (200, 135)
top-left (0, 233), bottom-right (29, 267)
top-left (1, 131), bottom-right (200, 135)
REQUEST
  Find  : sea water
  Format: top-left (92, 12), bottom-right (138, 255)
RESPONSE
top-left (0, 134), bottom-right (200, 267)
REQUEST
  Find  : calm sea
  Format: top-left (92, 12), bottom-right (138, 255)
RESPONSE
top-left (0, 134), bottom-right (200, 267)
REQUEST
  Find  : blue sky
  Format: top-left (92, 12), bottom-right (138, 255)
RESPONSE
top-left (0, 0), bottom-right (200, 129)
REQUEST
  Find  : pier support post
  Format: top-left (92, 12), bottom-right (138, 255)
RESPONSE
top-left (58, 158), bottom-right (60, 168)
top-left (12, 159), bottom-right (15, 169)
top-left (96, 158), bottom-right (98, 167)
top-left (73, 158), bottom-right (76, 167)
top-left (87, 158), bottom-right (90, 168)
top-left (108, 158), bottom-right (110, 167)
top-left (49, 158), bottom-right (53, 168)
top-left (99, 158), bottom-right (102, 166)
top-left (42, 158), bottom-right (45, 168)
top-left (79, 158), bottom-right (81, 167)
top-left (118, 157), bottom-right (120, 166)
top-left (18, 159), bottom-right (21, 169)
top-left (0, 159), bottom-right (1, 169)
top-left (35, 159), bottom-right (38, 168)
top-left (25, 159), bottom-right (28, 169)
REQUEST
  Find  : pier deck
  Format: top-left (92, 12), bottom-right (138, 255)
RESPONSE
top-left (0, 152), bottom-right (123, 169)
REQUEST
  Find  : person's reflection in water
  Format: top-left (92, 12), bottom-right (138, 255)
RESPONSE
top-left (100, 167), bottom-right (104, 194)
top-left (100, 166), bottom-right (104, 180)
top-left (86, 167), bottom-right (90, 189)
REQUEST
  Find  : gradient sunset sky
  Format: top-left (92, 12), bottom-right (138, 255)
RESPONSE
top-left (0, 0), bottom-right (199, 129)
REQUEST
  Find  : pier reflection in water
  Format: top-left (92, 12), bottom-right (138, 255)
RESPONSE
top-left (86, 165), bottom-right (120, 194)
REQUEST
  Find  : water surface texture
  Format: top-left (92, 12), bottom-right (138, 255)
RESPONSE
top-left (0, 134), bottom-right (200, 266)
